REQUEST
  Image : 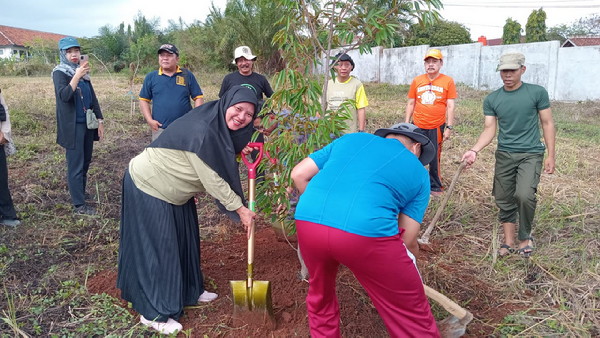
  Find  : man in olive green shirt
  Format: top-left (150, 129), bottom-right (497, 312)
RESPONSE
top-left (461, 51), bottom-right (556, 258)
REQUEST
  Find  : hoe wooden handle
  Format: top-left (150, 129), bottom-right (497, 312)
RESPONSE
top-left (423, 284), bottom-right (470, 320)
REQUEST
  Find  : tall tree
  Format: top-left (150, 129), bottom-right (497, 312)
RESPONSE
top-left (502, 18), bottom-right (522, 45)
top-left (547, 13), bottom-right (600, 43)
top-left (224, 0), bottom-right (286, 72)
top-left (525, 8), bottom-right (547, 42)
top-left (256, 0), bottom-right (443, 238)
top-left (90, 24), bottom-right (128, 64)
top-left (406, 20), bottom-right (471, 46)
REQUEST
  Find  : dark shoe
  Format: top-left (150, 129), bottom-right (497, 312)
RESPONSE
top-left (74, 204), bottom-right (96, 215)
top-left (0, 218), bottom-right (21, 227)
top-left (517, 238), bottom-right (535, 258)
top-left (498, 244), bottom-right (514, 257)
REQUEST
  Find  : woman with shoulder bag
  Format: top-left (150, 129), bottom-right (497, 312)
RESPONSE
top-left (52, 37), bottom-right (104, 215)
top-left (0, 89), bottom-right (20, 227)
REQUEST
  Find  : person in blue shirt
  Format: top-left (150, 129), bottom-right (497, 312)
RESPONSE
top-left (139, 43), bottom-right (204, 141)
top-left (291, 123), bottom-right (440, 338)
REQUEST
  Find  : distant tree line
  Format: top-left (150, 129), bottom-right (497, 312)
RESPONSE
top-left (1, 2), bottom-right (598, 77)
top-left (502, 10), bottom-right (599, 45)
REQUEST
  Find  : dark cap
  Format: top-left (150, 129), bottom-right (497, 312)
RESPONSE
top-left (333, 52), bottom-right (355, 70)
top-left (158, 43), bottom-right (179, 56)
top-left (374, 123), bottom-right (435, 165)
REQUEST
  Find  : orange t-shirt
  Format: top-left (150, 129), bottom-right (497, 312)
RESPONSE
top-left (407, 73), bottom-right (457, 129)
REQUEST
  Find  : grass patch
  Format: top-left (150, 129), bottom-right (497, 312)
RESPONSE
top-left (0, 73), bottom-right (598, 336)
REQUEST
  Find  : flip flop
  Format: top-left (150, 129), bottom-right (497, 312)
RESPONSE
top-left (498, 244), bottom-right (514, 257)
top-left (517, 238), bottom-right (535, 258)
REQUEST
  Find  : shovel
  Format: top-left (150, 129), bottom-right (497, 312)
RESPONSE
top-left (230, 142), bottom-right (275, 326)
top-left (418, 161), bottom-right (467, 248)
top-left (424, 284), bottom-right (473, 337)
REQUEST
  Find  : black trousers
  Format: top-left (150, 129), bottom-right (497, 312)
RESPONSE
top-left (65, 123), bottom-right (95, 207)
top-left (0, 145), bottom-right (17, 219)
top-left (418, 125), bottom-right (444, 192)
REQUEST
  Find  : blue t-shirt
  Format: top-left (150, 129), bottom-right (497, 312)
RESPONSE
top-left (294, 133), bottom-right (431, 237)
top-left (75, 80), bottom-right (92, 124)
top-left (139, 67), bottom-right (203, 128)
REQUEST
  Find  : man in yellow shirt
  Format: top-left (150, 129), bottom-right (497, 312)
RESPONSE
top-left (325, 53), bottom-right (369, 133)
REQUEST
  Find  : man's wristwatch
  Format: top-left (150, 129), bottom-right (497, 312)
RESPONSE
top-left (98, 119), bottom-right (104, 124)
top-left (446, 125), bottom-right (453, 130)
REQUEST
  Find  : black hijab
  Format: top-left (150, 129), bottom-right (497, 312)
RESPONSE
top-left (149, 85), bottom-right (258, 219)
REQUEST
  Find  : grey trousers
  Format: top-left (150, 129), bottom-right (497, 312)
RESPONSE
top-left (492, 151), bottom-right (543, 241)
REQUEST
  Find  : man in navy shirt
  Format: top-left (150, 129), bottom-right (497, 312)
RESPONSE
top-left (219, 45), bottom-right (273, 101)
top-left (219, 46), bottom-right (274, 133)
top-left (291, 123), bottom-right (440, 337)
top-left (139, 44), bottom-right (204, 141)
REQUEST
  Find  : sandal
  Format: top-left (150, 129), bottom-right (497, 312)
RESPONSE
top-left (517, 238), bottom-right (535, 258)
top-left (498, 244), bottom-right (514, 257)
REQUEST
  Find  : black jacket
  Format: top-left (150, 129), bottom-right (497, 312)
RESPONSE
top-left (52, 71), bottom-right (103, 149)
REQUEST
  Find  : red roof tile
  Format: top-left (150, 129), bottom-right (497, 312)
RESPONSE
top-left (0, 25), bottom-right (68, 47)
top-left (562, 37), bottom-right (600, 47)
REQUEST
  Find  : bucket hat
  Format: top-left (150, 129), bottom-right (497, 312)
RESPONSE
top-left (374, 123), bottom-right (435, 165)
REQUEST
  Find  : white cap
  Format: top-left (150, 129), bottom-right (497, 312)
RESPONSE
top-left (232, 46), bottom-right (257, 64)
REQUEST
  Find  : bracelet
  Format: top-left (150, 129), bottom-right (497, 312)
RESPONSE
top-left (469, 149), bottom-right (478, 155)
top-left (98, 119), bottom-right (104, 124)
top-left (446, 125), bottom-right (453, 130)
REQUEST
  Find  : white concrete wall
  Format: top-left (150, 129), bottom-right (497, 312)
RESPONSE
top-left (379, 45), bottom-right (428, 85)
top-left (316, 40), bottom-right (599, 101)
top-left (347, 47), bottom-right (381, 83)
top-left (477, 41), bottom-right (560, 97)
top-left (441, 43), bottom-right (481, 88)
top-left (0, 47), bottom-right (11, 59)
top-left (555, 46), bottom-right (600, 101)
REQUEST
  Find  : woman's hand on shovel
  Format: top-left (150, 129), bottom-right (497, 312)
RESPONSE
top-left (236, 206), bottom-right (256, 238)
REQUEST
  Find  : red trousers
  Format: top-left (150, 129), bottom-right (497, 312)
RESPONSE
top-left (296, 220), bottom-right (440, 338)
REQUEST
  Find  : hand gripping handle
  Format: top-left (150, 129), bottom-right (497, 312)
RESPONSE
top-left (241, 142), bottom-right (264, 179)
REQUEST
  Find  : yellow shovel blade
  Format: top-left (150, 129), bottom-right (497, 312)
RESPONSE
top-left (230, 280), bottom-right (273, 312)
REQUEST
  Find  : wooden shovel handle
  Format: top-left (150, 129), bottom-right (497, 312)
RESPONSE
top-left (423, 284), bottom-right (470, 320)
top-left (420, 161), bottom-right (467, 243)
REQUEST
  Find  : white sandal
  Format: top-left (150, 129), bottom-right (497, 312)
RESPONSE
top-left (198, 290), bottom-right (218, 302)
top-left (140, 315), bottom-right (182, 335)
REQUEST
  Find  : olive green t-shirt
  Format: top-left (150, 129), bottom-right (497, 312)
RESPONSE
top-left (129, 147), bottom-right (243, 210)
top-left (483, 83), bottom-right (550, 153)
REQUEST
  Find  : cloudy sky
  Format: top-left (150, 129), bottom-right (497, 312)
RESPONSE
top-left (1, 0), bottom-right (598, 40)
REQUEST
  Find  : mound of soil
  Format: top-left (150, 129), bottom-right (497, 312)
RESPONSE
top-left (87, 224), bottom-right (389, 336)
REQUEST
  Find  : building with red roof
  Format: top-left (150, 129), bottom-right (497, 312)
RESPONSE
top-left (0, 25), bottom-right (67, 59)
top-left (561, 36), bottom-right (600, 47)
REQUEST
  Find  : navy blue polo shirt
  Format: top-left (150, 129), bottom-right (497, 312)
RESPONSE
top-left (139, 66), bottom-right (203, 128)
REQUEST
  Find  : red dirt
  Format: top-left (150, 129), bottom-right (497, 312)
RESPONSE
top-left (86, 220), bottom-right (519, 337)
top-left (87, 224), bottom-right (390, 336)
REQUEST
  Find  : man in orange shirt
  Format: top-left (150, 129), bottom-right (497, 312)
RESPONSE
top-left (405, 49), bottom-right (457, 195)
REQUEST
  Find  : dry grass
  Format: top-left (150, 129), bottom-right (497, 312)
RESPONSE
top-left (366, 82), bottom-right (600, 336)
top-left (0, 74), bottom-right (599, 336)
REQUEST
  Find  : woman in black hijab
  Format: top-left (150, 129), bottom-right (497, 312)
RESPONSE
top-left (117, 86), bottom-right (258, 335)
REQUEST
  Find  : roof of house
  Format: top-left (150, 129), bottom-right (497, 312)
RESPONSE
top-left (0, 25), bottom-right (68, 47)
top-left (561, 36), bottom-right (600, 47)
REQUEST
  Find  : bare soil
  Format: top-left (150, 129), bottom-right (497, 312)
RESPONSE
top-left (86, 219), bottom-right (513, 337)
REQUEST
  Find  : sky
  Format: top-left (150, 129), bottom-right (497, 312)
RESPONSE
top-left (0, 0), bottom-right (598, 40)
